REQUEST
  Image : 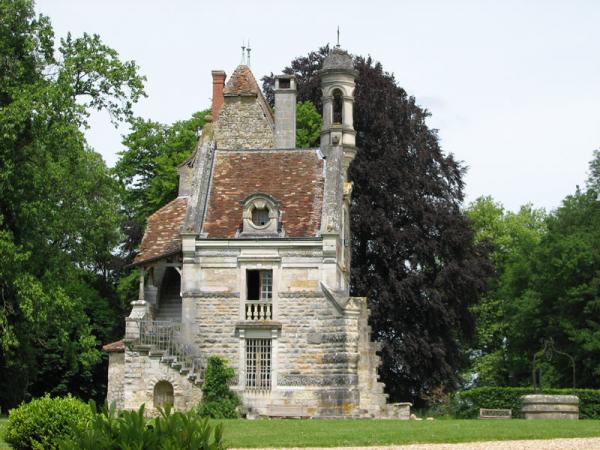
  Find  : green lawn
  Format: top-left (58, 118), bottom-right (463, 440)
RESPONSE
top-left (0, 418), bottom-right (9, 450)
top-left (217, 419), bottom-right (600, 448)
top-left (1, 417), bottom-right (600, 449)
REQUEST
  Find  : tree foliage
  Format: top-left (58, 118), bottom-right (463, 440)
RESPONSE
top-left (467, 163), bottom-right (600, 389)
top-left (295, 101), bottom-right (322, 148)
top-left (466, 197), bottom-right (546, 386)
top-left (263, 47), bottom-right (492, 403)
top-left (0, 0), bottom-right (144, 409)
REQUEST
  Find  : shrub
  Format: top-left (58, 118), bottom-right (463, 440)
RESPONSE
top-left (450, 387), bottom-right (600, 419)
top-left (197, 356), bottom-right (240, 419)
top-left (60, 402), bottom-right (225, 450)
top-left (3, 394), bottom-right (91, 450)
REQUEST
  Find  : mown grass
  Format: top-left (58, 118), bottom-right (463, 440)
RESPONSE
top-left (2, 416), bottom-right (600, 449)
top-left (218, 418), bottom-right (600, 448)
top-left (0, 418), bottom-right (10, 450)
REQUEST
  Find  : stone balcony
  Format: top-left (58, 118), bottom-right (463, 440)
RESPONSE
top-left (245, 301), bottom-right (272, 321)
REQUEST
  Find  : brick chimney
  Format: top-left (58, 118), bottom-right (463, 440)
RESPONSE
top-left (211, 70), bottom-right (226, 120)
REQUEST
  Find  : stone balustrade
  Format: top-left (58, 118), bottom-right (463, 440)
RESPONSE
top-left (245, 301), bottom-right (273, 320)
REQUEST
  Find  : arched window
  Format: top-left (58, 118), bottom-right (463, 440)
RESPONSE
top-left (153, 381), bottom-right (174, 408)
top-left (332, 89), bottom-right (343, 124)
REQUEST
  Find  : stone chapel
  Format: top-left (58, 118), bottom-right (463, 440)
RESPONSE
top-left (103, 46), bottom-right (410, 419)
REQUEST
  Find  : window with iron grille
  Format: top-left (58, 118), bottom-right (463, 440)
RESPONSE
top-left (245, 338), bottom-right (271, 391)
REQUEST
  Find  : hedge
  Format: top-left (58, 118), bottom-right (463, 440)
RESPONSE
top-left (450, 387), bottom-right (600, 419)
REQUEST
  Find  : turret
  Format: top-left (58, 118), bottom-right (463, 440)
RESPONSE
top-left (319, 46), bottom-right (358, 169)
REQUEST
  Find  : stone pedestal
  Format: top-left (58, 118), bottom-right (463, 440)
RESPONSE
top-left (521, 394), bottom-right (579, 419)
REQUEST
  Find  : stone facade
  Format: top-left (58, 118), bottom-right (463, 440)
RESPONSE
top-left (106, 47), bottom-right (407, 419)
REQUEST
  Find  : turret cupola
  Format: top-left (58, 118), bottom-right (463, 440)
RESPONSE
top-left (319, 46), bottom-right (358, 155)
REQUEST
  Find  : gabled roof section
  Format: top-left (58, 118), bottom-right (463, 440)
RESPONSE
top-left (222, 65), bottom-right (274, 123)
top-left (134, 197), bottom-right (188, 264)
top-left (202, 149), bottom-right (324, 238)
top-left (223, 65), bottom-right (260, 96)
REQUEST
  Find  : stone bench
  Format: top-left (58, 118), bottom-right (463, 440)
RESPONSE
top-left (479, 408), bottom-right (512, 419)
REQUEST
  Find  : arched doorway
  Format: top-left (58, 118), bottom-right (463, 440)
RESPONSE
top-left (153, 380), bottom-right (174, 408)
top-left (156, 267), bottom-right (182, 321)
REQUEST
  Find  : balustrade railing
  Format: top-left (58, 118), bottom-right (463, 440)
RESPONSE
top-left (245, 301), bottom-right (273, 320)
top-left (137, 319), bottom-right (201, 375)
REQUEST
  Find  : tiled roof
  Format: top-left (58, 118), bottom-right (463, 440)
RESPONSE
top-left (102, 339), bottom-right (124, 353)
top-left (223, 65), bottom-right (260, 96)
top-left (134, 197), bottom-right (188, 264)
top-left (202, 149), bottom-right (324, 238)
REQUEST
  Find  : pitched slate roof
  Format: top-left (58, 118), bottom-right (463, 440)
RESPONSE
top-left (134, 197), bottom-right (188, 264)
top-left (202, 149), bottom-right (324, 238)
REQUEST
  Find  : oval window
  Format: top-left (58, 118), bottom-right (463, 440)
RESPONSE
top-left (252, 207), bottom-right (270, 227)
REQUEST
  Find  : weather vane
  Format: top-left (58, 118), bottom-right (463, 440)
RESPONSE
top-left (241, 42), bottom-right (246, 65)
top-left (336, 26), bottom-right (340, 47)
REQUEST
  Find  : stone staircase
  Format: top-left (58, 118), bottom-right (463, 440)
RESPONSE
top-left (357, 309), bottom-right (411, 419)
top-left (155, 282), bottom-right (182, 322)
top-left (131, 319), bottom-right (203, 386)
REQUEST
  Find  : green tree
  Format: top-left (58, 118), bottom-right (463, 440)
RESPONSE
top-left (587, 148), bottom-right (600, 192)
top-left (295, 100), bottom-right (322, 148)
top-left (0, 0), bottom-right (145, 409)
top-left (466, 197), bottom-right (546, 386)
top-left (510, 187), bottom-right (600, 388)
top-left (467, 158), bottom-right (600, 389)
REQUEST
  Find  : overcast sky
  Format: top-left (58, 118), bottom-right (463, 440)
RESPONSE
top-left (37, 0), bottom-right (599, 212)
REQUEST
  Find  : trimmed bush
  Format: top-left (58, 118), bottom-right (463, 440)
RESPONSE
top-left (3, 394), bottom-right (91, 450)
top-left (197, 356), bottom-right (240, 419)
top-left (60, 402), bottom-right (224, 450)
top-left (450, 387), bottom-right (600, 419)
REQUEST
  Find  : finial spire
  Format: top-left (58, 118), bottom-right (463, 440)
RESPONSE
top-left (336, 26), bottom-right (340, 47)
top-left (241, 41), bottom-right (246, 65)
top-left (246, 39), bottom-right (252, 67)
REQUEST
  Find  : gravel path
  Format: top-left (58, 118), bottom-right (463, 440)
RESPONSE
top-left (231, 437), bottom-right (600, 450)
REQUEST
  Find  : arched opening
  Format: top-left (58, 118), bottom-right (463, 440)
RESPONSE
top-left (153, 380), bottom-right (174, 408)
top-left (332, 89), bottom-right (343, 124)
top-left (156, 267), bottom-right (181, 321)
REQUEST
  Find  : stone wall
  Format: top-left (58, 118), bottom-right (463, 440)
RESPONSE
top-left (216, 97), bottom-right (275, 149)
top-left (122, 348), bottom-right (202, 414)
top-left (106, 352), bottom-right (125, 409)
